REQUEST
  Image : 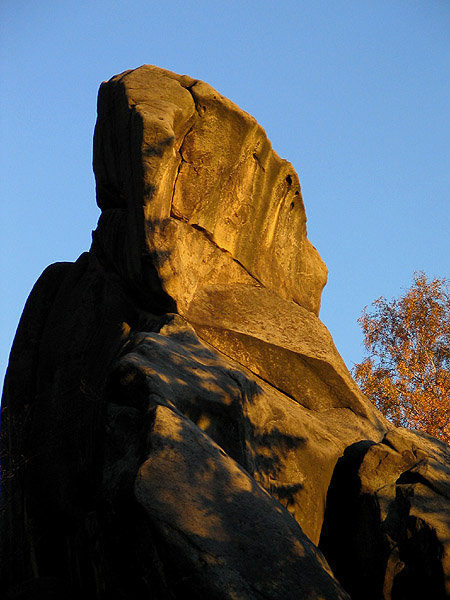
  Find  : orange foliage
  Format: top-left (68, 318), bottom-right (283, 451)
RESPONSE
top-left (354, 272), bottom-right (450, 443)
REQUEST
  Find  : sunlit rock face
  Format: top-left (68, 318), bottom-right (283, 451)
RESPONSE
top-left (93, 65), bottom-right (327, 315)
top-left (1, 65), bottom-right (450, 599)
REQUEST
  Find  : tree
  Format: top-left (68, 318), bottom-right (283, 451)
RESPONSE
top-left (353, 272), bottom-right (450, 443)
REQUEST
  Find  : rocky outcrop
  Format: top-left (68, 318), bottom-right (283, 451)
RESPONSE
top-left (1, 65), bottom-right (449, 599)
top-left (320, 428), bottom-right (450, 599)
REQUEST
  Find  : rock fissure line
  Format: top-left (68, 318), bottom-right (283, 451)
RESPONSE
top-left (170, 122), bottom-right (195, 215)
top-left (397, 464), bottom-right (450, 500)
top-left (168, 206), bottom-right (264, 289)
top-left (183, 80), bottom-right (203, 119)
top-left (252, 152), bottom-right (266, 172)
top-left (192, 329), bottom-right (320, 411)
top-left (171, 80), bottom-right (271, 294)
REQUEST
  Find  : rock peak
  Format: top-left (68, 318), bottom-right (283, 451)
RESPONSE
top-left (93, 64), bottom-right (327, 315)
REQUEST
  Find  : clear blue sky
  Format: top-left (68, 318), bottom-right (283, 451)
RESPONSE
top-left (1, 1), bottom-right (449, 389)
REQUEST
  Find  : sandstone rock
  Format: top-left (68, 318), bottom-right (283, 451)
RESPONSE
top-left (186, 283), bottom-right (386, 421)
top-left (135, 404), bottom-right (350, 599)
top-left (1, 65), bottom-right (449, 599)
top-left (107, 314), bottom-right (384, 545)
top-left (93, 65), bottom-right (327, 315)
top-left (320, 428), bottom-right (450, 599)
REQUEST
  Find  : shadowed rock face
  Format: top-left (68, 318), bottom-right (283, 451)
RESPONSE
top-left (1, 65), bottom-right (449, 599)
top-left (320, 428), bottom-right (450, 600)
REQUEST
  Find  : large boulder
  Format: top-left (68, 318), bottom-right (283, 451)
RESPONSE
top-left (1, 65), bottom-right (449, 599)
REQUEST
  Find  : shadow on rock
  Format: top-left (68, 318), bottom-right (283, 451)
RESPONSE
top-left (319, 431), bottom-right (450, 600)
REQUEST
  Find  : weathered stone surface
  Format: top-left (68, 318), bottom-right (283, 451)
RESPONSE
top-left (1, 65), bottom-right (450, 599)
top-left (107, 314), bottom-right (385, 545)
top-left (320, 428), bottom-right (450, 599)
top-left (93, 64), bottom-right (327, 315)
top-left (135, 404), bottom-right (350, 599)
top-left (186, 283), bottom-right (387, 421)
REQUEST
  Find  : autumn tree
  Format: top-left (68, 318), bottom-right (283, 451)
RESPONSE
top-left (354, 272), bottom-right (450, 443)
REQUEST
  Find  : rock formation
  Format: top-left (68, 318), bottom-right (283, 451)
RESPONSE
top-left (1, 65), bottom-right (450, 599)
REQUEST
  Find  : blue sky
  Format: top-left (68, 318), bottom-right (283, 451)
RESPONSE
top-left (1, 0), bottom-right (449, 388)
